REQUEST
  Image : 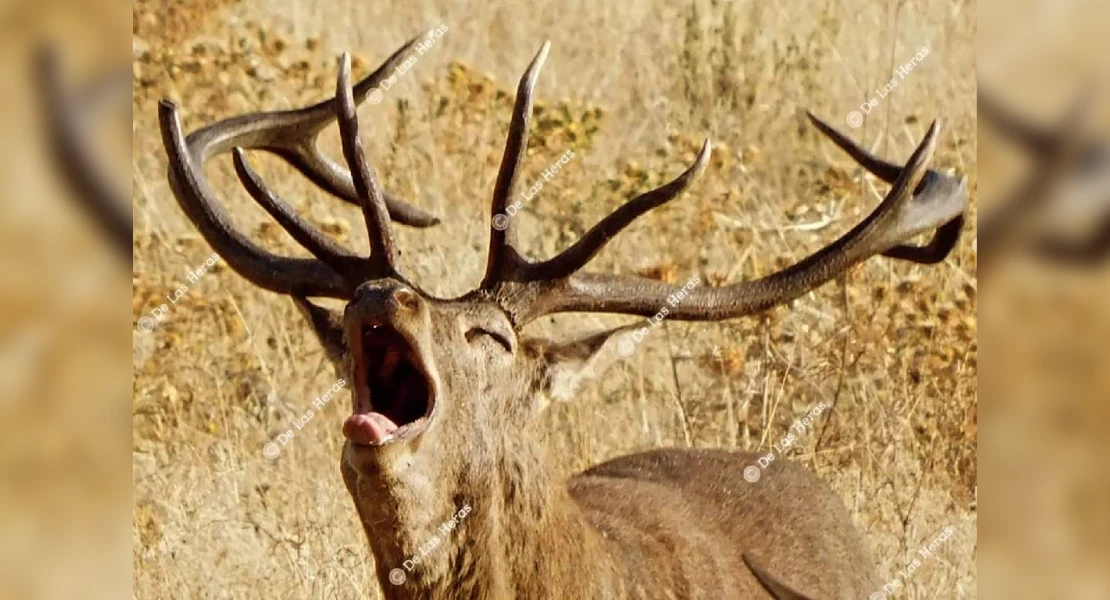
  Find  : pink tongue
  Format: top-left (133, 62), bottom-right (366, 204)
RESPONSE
top-left (343, 413), bottom-right (400, 444)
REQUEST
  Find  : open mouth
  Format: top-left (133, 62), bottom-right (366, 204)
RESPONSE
top-left (343, 321), bottom-right (435, 446)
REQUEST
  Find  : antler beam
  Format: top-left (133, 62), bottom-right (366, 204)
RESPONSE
top-left (493, 118), bottom-right (967, 324)
top-left (161, 36), bottom-right (968, 324)
top-left (474, 43), bottom-right (967, 325)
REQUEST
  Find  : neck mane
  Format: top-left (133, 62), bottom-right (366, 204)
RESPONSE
top-left (346, 433), bottom-right (622, 600)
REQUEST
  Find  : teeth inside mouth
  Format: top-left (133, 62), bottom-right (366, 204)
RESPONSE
top-left (344, 323), bottom-right (433, 446)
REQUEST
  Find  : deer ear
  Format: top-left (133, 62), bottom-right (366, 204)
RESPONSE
top-left (293, 297), bottom-right (347, 369)
top-left (539, 325), bottom-right (636, 403)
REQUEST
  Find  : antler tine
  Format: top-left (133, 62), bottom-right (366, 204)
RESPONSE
top-left (980, 82), bottom-right (1098, 158)
top-left (978, 86), bottom-right (1059, 158)
top-left (36, 45), bottom-right (132, 255)
top-left (502, 120), bottom-right (967, 324)
top-left (806, 111), bottom-right (903, 183)
top-left (525, 140), bottom-right (712, 281)
top-left (978, 83), bottom-right (1107, 267)
top-left (232, 148), bottom-right (366, 280)
top-left (287, 31), bottom-right (441, 227)
top-left (336, 52), bottom-right (396, 277)
top-left (482, 41), bottom-right (551, 289)
top-left (881, 215), bottom-right (966, 264)
top-left (806, 112), bottom-right (966, 264)
top-left (160, 101), bottom-right (350, 298)
top-left (180, 30), bottom-right (439, 228)
top-left (1033, 218), bottom-right (1110, 265)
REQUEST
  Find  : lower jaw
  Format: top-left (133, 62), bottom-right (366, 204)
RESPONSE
top-left (342, 434), bottom-right (423, 479)
top-left (343, 412), bottom-right (431, 446)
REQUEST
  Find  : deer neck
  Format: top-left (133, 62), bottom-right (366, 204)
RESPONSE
top-left (346, 432), bottom-right (621, 600)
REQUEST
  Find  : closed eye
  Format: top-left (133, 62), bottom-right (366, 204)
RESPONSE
top-left (465, 327), bottom-right (513, 353)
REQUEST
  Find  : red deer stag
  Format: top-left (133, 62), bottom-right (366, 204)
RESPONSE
top-left (159, 31), bottom-right (968, 600)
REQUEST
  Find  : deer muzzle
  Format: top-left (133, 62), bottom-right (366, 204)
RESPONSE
top-left (343, 281), bottom-right (437, 447)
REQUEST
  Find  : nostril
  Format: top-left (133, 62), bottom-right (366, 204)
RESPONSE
top-left (393, 287), bottom-right (420, 311)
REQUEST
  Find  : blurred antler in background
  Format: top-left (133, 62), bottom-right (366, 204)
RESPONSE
top-left (979, 83), bottom-right (1110, 269)
top-left (35, 44), bottom-right (132, 256)
top-left (979, 0), bottom-right (1110, 596)
top-left (0, 1), bottom-right (131, 598)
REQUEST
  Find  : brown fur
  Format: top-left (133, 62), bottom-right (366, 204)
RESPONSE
top-left (317, 280), bottom-right (877, 599)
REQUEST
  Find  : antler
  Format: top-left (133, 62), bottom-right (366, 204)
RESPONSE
top-left (479, 42), bottom-right (712, 288)
top-left (476, 41), bottom-right (968, 325)
top-left (158, 33), bottom-right (431, 298)
top-left (979, 84), bottom-right (1110, 266)
top-left (36, 45), bottom-right (132, 255)
top-left (160, 35), bottom-right (968, 322)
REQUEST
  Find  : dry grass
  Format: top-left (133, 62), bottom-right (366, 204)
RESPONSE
top-left (132, 0), bottom-right (977, 597)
